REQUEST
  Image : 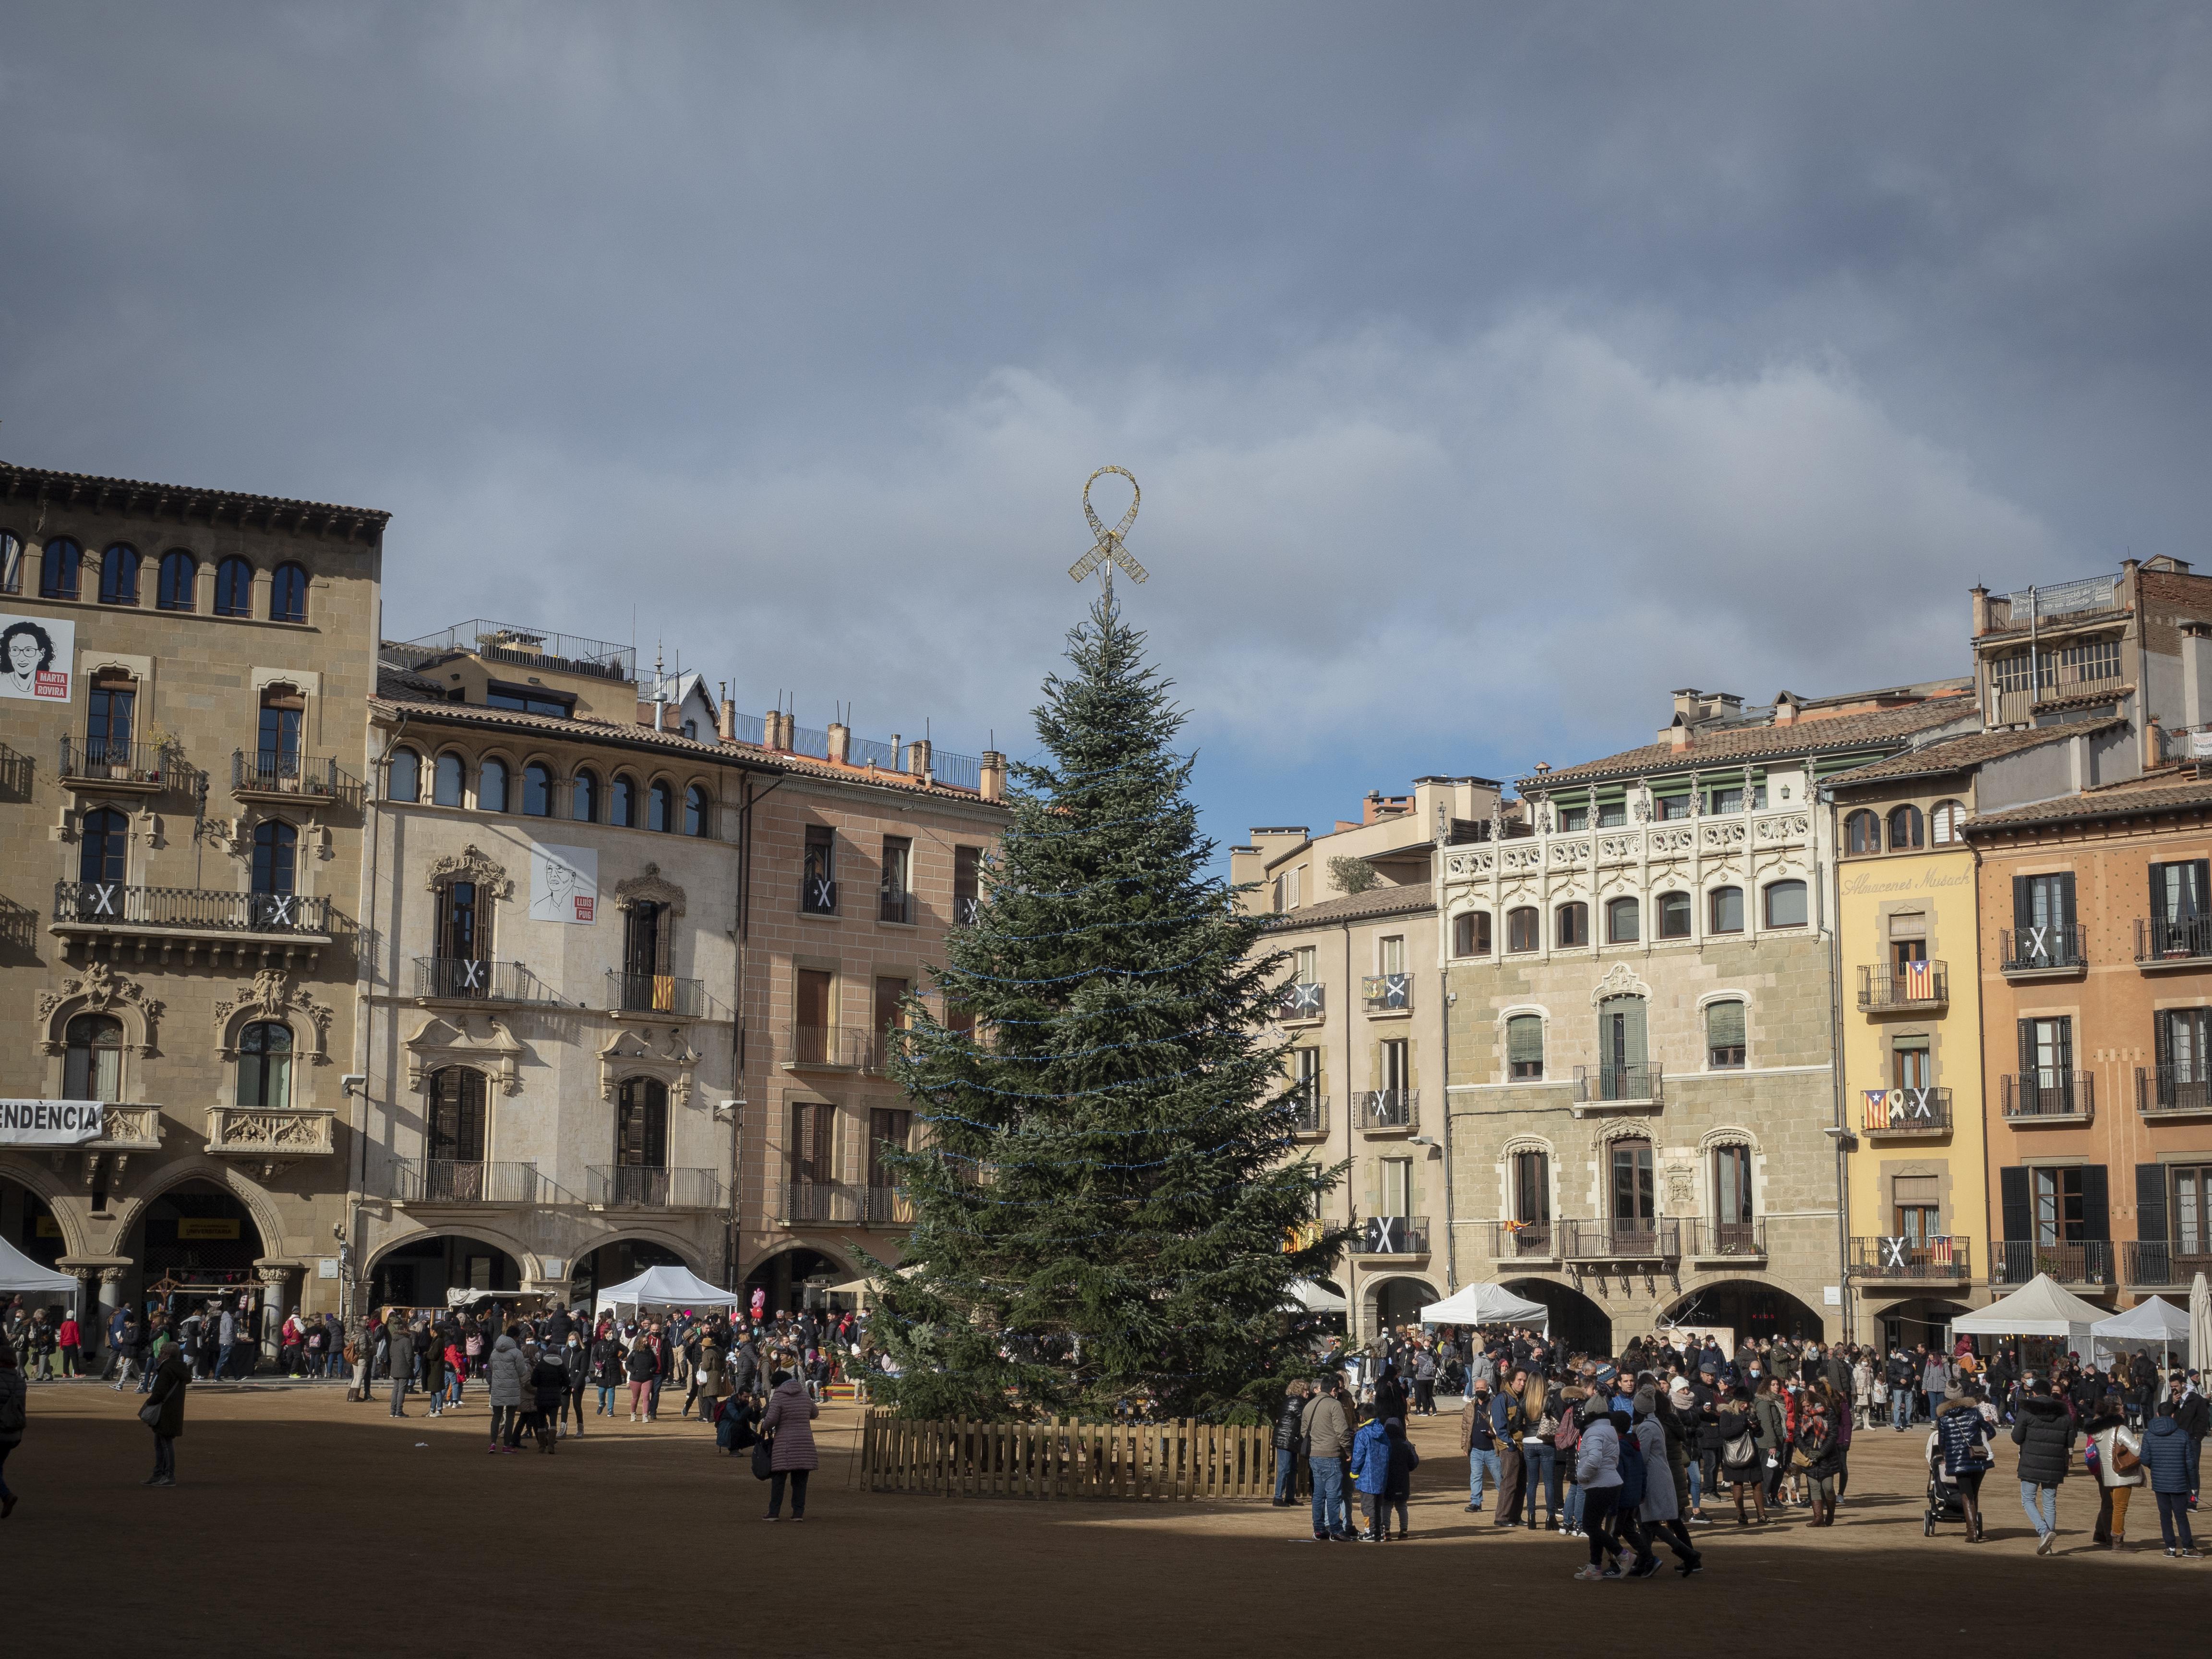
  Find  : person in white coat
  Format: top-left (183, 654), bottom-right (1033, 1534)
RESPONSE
top-left (1573, 1396), bottom-right (1625, 1581)
top-left (2087, 1394), bottom-right (2143, 1550)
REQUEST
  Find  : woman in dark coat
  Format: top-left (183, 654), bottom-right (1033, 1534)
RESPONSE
top-left (2011, 1379), bottom-right (2077, 1552)
top-left (760, 1367), bottom-right (819, 1520)
top-left (144, 1338), bottom-right (192, 1486)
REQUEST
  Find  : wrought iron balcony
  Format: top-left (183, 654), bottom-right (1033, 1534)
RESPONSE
top-left (204, 1106), bottom-right (336, 1163)
top-left (232, 749), bottom-right (360, 803)
top-left (586, 1165), bottom-right (724, 1209)
top-left (2001, 1071), bottom-right (2094, 1123)
top-left (607, 970), bottom-right (706, 1018)
top-left (2000, 925), bottom-right (2086, 976)
top-left (1350, 1215), bottom-right (1429, 1256)
top-left (393, 1159), bottom-right (538, 1205)
top-left (59, 737), bottom-right (168, 792)
top-left (800, 874), bottom-right (838, 916)
top-left (783, 1180), bottom-right (860, 1225)
top-left (2123, 1241), bottom-right (2212, 1287)
top-left (53, 880), bottom-right (333, 938)
top-left (414, 957), bottom-right (566, 1005)
top-left (1490, 1220), bottom-right (1557, 1261)
top-left (879, 888), bottom-right (914, 925)
top-left (1285, 1087), bottom-right (1328, 1137)
top-left (1687, 1219), bottom-right (1767, 1261)
top-left (1857, 962), bottom-right (1948, 1010)
top-left (1361, 973), bottom-right (1412, 1013)
top-left (1861, 1086), bottom-right (1952, 1137)
top-left (1851, 1235), bottom-right (1972, 1281)
top-left (785, 1024), bottom-right (879, 1070)
top-left (2137, 1065), bottom-right (2212, 1119)
top-left (1575, 1063), bottom-right (1663, 1107)
top-left (1560, 1218), bottom-right (1682, 1262)
top-left (1992, 1239), bottom-right (2113, 1288)
top-left (863, 1185), bottom-right (914, 1225)
top-left (2137, 916), bottom-right (2212, 967)
top-left (1352, 1089), bottom-right (1417, 1132)
top-left (1275, 980), bottom-right (1326, 1022)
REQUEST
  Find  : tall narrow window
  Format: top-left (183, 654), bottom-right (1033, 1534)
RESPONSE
top-left (521, 761), bottom-right (552, 817)
top-left (269, 562), bottom-right (307, 623)
top-left (1453, 911), bottom-right (1492, 956)
top-left (1555, 902), bottom-right (1588, 948)
top-left (1706, 999), bottom-right (1745, 1069)
top-left (616, 1077), bottom-right (669, 1168)
top-left (624, 899), bottom-right (666, 977)
top-left (214, 556), bottom-right (253, 617)
top-left (1513, 1149), bottom-right (1551, 1224)
top-left (1763, 880), bottom-right (1808, 928)
top-left (99, 543), bottom-right (140, 605)
top-left (478, 757), bottom-right (509, 813)
top-left (609, 772), bottom-right (637, 828)
top-left (867, 1107), bottom-right (913, 1202)
top-left (87, 671), bottom-right (137, 764)
top-left (1506, 1014), bottom-right (1544, 1080)
top-left (157, 550), bottom-right (196, 612)
top-left (1708, 886), bottom-right (1744, 934)
top-left (1714, 1143), bottom-right (1755, 1249)
top-left (437, 879), bottom-right (483, 964)
top-left (2156, 1008), bottom-right (2212, 1110)
top-left (251, 819), bottom-right (297, 903)
top-left (1507, 907), bottom-right (1539, 952)
top-left (78, 806), bottom-right (129, 886)
top-left (794, 968), bottom-right (833, 1064)
top-left (874, 975), bottom-right (909, 1062)
top-left (2011, 872), bottom-right (2076, 962)
top-left (1656, 891), bottom-right (1692, 939)
top-left (952, 845), bottom-right (981, 925)
top-left (1599, 995), bottom-right (1649, 1099)
top-left (879, 835), bottom-right (912, 923)
top-left (1893, 1035), bottom-right (1931, 1090)
top-left (1381, 1156), bottom-right (1413, 1219)
top-left (387, 748), bottom-right (421, 803)
top-left (788, 1099), bottom-right (833, 1190)
top-left (0, 530), bottom-right (20, 594)
top-left (1606, 896), bottom-right (1639, 943)
top-left (433, 753), bottom-right (465, 807)
top-left (1610, 1137), bottom-right (1655, 1230)
top-left (2033, 1165), bottom-right (2086, 1246)
top-left (258, 685), bottom-right (305, 781)
top-left (1378, 935), bottom-right (1405, 975)
top-left (684, 784), bottom-right (709, 837)
top-left (2017, 1015), bottom-right (2075, 1115)
top-left (236, 1022), bottom-right (293, 1108)
top-left (428, 1068), bottom-right (487, 1163)
top-left (648, 779), bottom-right (673, 832)
top-left (802, 824), bottom-right (836, 914)
top-left (39, 537), bottom-right (81, 600)
top-left (570, 768), bottom-right (598, 822)
top-left (1380, 1038), bottom-right (1409, 1103)
top-left (63, 1013), bottom-right (123, 1102)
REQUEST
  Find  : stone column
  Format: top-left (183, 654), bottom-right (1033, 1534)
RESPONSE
top-left (255, 1264), bottom-right (298, 1367)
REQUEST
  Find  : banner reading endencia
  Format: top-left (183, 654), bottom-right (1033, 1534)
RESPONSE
top-left (0, 1099), bottom-right (104, 1145)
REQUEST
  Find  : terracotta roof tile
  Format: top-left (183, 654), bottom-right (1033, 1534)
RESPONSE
top-left (1265, 881), bottom-right (1434, 929)
top-left (1965, 770), bottom-right (2212, 832)
top-left (0, 459), bottom-right (389, 529)
top-left (1518, 697), bottom-right (1976, 792)
top-left (1825, 719), bottom-right (2126, 787)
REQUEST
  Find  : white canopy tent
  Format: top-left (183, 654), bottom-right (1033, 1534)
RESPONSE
top-left (1284, 1278), bottom-right (1348, 1315)
top-left (2091, 1297), bottom-right (2190, 1371)
top-left (0, 1233), bottom-right (80, 1311)
top-left (593, 1264), bottom-right (747, 1315)
top-left (1419, 1282), bottom-right (1550, 1331)
top-left (1951, 1273), bottom-right (2106, 1352)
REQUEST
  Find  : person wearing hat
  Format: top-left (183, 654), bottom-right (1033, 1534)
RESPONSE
top-left (1460, 1375), bottom-right (1501, 1513)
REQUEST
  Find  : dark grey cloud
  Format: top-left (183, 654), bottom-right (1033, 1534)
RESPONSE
top-left (2, 2), bottom-right (2207, 842)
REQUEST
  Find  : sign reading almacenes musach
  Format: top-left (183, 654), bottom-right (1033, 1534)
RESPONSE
top-left (0, 1099), bottom-right (105, 1145)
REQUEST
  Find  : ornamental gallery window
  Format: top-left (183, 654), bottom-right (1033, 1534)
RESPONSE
top-left (236, 1022), bottom-right (293, 1108)
top-left (1507, 907), bottom-right (1539, 952)
top-left (64, 1013), bottom-right (123, 1102)
top-left (1452, 911), bottom-right (1491, 956)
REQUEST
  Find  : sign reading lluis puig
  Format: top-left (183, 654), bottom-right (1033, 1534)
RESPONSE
top-left (0, 1099), bottom-right (104, 1145)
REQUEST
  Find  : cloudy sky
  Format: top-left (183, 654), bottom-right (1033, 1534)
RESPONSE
top-left (4, 4), bottom-right (2208, 858)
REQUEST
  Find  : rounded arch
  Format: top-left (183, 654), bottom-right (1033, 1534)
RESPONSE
top-left (520, 756), bottom-right (557, 817)
top-left (683, 780), bottom-right (712, 837)
top-left (1592, 1116), bottom-right (1659, 1151)
top-left (269, 560), bottom-right (309, 624)
top-left (0, 1155), bottom-right (93, 1259)
top-left (213, 553), bottom-right (254, 617)
top-left (365, 1221), bottom-right (538, 1281)
top-left (1696, 1123), bottom-right (1760, 1155)
top-left (1363, 1272), bottom-right (1442, 1336)
top-left (107, 1156), bottom-right (286, 1265)
top-left (1502, 1275), bottom-right (1613, 1358)
top-left (431, 748), bottom-right (468, 808)
top-left (386, 745), bottom-right (422, 803)
top-left (574, 1226), bottom-right (712, 1286)
top-left (741, 1238), bottom-right (859, 1282)
top-left (646, 776), bottom-right (675, 833)
top-left (39, 960), bottom-right (162, 1058)
top-left (474, 750), bottom-right (514, 813)
top-left (1663, 1279), bottom-right (1825, 1344)
top-left (157, 549), bottom-right (197, 612)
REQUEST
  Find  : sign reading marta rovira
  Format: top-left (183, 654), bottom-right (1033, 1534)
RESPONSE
top-left (0, 612), bottom-right (75, 702)
top-left (0, 1099), bottom-right (104, 1145)
top-left (530, 842), bottom-right (598, 924)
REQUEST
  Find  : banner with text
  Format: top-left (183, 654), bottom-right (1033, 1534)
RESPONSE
top-left (530, 842), bottom-right (598, 924)
top-left (0, 1098), bottom-right (104, 1144)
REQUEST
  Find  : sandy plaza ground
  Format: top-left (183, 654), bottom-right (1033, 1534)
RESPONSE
top-left (4, 1380), bottom-right (2201, 1654)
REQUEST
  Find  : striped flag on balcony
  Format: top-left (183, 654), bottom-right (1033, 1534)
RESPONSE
top-left (1863, 1088), bottom-right (1891, 1129)
top-left (1904, 960), bottom-right (1933, 999)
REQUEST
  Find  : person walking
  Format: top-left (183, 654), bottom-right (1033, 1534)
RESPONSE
top-left (0, 1339), bottom-right (24, 1517)
top-left (1303, 1376), bottom-right (1354, 1541)
top-left (2012, 1376), bottom-right (2076, 1554)
top-left (1460, 1375), bottom-right (1501, 1513)
top-left (2141, 1399), bottom-right (2201, 1557)
top-left (486, 1328), bottom-right (528, 1454)
top-left (1933, 1386), bottom-right (1997, 1542)
top-left (1800, 1392), bottom-right (1843, 1526)
top-left (760, 1366), bottom-right (819, 1521)
top-left (561, 1332), bottom-right (589, 1437)
top-left (143, 1334), bottom-right (190, 1487)
top-left (591, 1328), bottom-right (622, 1419)
top-left (1273, 1381), bottom-right (1307, 1505)
top-left (1572, 1394), bottom-right (1625, 1581)
top-left (1886, 1345), bottom-right (1917, 1431)
top-left (625, 1330), bottom-right (659, 1422)
top-left (1623, 1387), bottom-right (1701, 1578)
top-left (2086, 1392), bottom-right (2142, 1550)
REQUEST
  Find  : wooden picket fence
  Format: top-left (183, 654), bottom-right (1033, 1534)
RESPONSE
top-left (857, 1410), bottom-right (1274, 1501)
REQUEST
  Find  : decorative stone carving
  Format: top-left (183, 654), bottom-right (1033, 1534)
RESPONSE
top-left (39, 962), bottom-right (165, 1056)
top-left (598, 1024), bottom-right (700, 1106)
top-left (404, 1013), bottom-right (525, 1096)
top-left (612, 863), bottom-right (687, 917)
top-left (213, 970), bottom-right (335, 1064)
top-left (426, 843), bottom-right (514, 899)
top-left (1588, 960), bottom-right (1651, 1007)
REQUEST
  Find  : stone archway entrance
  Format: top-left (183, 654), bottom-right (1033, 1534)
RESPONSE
top-left (744, 1246), bottom-right (851, 1317)
top-left (1503, 1277), bottom-right (1613, 1357)
top-left (1666, 1280), bottom-right (1827, 1345)
top-left (368, 1232), bottom-right (523, 1311)
top-left (574, 1237), bottom-right (689, 1309)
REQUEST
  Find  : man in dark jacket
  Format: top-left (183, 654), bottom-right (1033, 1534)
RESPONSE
top-left (1886, 1346), bottom-right (1918, 1430)
top-left (1274, 1382), bottom-right (1308, 1504)
top-left (144, 1337), bottom-right (192, 1487)
top-left (2141, 1401), bottom-right (2201, 1556)
top-left (2011, 1378), bottom-right (2076, 1553)
top-left (2170, 1374), bottom-right (2209, 1503)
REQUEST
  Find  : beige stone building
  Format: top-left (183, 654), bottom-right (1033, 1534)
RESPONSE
top-left (0, 459), bottom-right (385, 1345)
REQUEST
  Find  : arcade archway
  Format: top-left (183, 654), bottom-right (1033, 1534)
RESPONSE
top-left (573, 1237), bottom-right (691, 1309)
top-left (1366, 1273), bottom-right (1442, 1337)
top-left (1666, 1280), bottom-right (1826, 1344)
top-left (1503, 1277), bottom-right (1613, 1357)
top-left (1866, 1296), bottom-right (1975, 1353)
top-left (0, 1170), bottom-right (68, 1273)
top-left (744, 1245), bottom-right (854, 1316)
top-left (368, 1232), bottom-right (523, 1310)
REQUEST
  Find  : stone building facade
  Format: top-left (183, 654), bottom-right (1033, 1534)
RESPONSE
top-left (0, 459), bottom-right (385, 1345)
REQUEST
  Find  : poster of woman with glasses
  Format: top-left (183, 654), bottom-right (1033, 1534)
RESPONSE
top-left (0, 614), bottom-right (72, 700)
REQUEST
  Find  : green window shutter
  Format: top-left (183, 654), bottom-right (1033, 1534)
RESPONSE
top-left (1506, 1016), bottom-right (1544, 1064)
top-left (1999, 1166), bottom-right (2031, 1243)
top-left (2082, 1164), bottom-right (2110, 1242)
top-left (2137, 1164), bottom-right (2169, 1244)
top-left (1706, 1000), bottom-right (1745, 1050)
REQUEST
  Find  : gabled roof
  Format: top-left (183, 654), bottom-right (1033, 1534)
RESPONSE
top-left (1265, 881), bottom-right (1434, 929)
top-left (0, 459), bottom-right (388, 537)
top-left (1964, 770), bottom-right (2212, 834)
top-left (1518, 696), bottom-right (1975, 792)
top-left (1825, 719), bottom-right (2126, 789)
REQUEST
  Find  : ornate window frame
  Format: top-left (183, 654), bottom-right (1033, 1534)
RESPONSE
top-left (598, 1024), bottom-right (699, 1107)
top-left (612, 862), bottom-right (686, 918)
top-left (404, 1012), bottom-right (524, 1096)
top-left (39, 961), bottom-right (164, 1058)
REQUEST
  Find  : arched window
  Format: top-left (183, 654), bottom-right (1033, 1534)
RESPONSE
top-left (1707, 999), bottom-right (1746, 1069)
top-left (157, 550), bottom-right (197, 611)
top-left (478, 756), bottom-right (509, 813)
top-left (427, 1067), bottom-right (487, 1164)
top-left (78, 806), bottom-right (130, 886)
top-left (616, 1077), bottom-right (669, 1168)
top-left (1764, 879), bottom-right (1808, 928)
top-left (40, 537), bottom-right (81, 600)
top-left (1930, 799), bottom-right (1966, 845)
top-left (99, 543), bottom-right (140, 605)
top-left (236, 1022), bottom-right (293, 1108)
top-left (523, 761), bottom-right (553, 817)
top-left (571, 769), bottom-right (599, 822)
top-left (1709, 885), bottom-right (1744, 934)
top-left (1845, 810), bottom-right (1881, 855)
top-left (1511, 1146), bottom-right (1550, 1222)
top-left (610, 772), bottom-right (637, 828)
top-left (0, 529), bottom-right (20, 593)
top-left (684, 783), bottom-right (709, 837)
top-left (269, 562), bottom-right (308, 624)
top-left (1506, 906), bottom-right (1539, 953)
top-left (1506, 1014), bottom-right (1544, 1080)
top-left (1887, 805), bottom-right (1924, 850)
top-left (1714, 1143), bottom-right (1755, 1245)
top-left (433, 752), bottom-right (465, 807)
top-left (1555, 901), bottom-right (1588, 948)
top-left (214, 556), bottom-right (253, 617)
top-left (388, 747), bottom-right (421, 803)
top-left (252, 819), bottom-right (297, 897)
top-left (1606, 896), bottom-right (1640, 944)
top-left (1452, 910), bottom-right (1492, 957)
top-left (1656, 890), bottom-right (1692, 939)
top-left (64, 1013), bottom-right (124, 1102)
top-left (258, 683), bottom-right (304, 780)
top-left (648, 779), bottom-right (674, 833)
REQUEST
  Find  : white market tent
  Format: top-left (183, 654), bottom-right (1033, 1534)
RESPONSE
top-left (1284, 1278), bottom-right (1348, 1315)
top-left (1951, 1273), bottom-right (2106, 1350)
top-left (0, 1233), bottom-right (80, 1306)
top-left (1419, 1282), bottom-right (1550, 1331)
top-left (2092, 1297), bottom-right (2190, 1370)
top-left (593, 1264), bottom-right (747, 1314)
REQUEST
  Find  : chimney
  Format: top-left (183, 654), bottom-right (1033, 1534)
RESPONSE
top-left (827, 721), bottom-right (851, 766)
top-left (717, 687), bottom-right (736, 743)
top-left (1773, 691), bottom-right (1799, 728)
top-left (978, 749), bottom-right (1007, 803)
top-left (909, 736), bottom-right (933, 781)
top-left (2123, 557), bottom-right (2142, 614)
top-left (1671, 688), bottom-right (1706, 725)
top-left (1668, 721), bottom-right (1691, 753)
top-left (1970, 585), bottom-right (1991, 638)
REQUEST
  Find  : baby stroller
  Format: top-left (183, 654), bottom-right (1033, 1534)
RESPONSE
top-left (1923, 1459), bottom-right (1969, 1536)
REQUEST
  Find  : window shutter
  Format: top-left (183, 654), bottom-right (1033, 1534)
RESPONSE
top-left (2152, 862), bottom-right (2172, 922)
top-left (2195, 861), bottom-right (2212, 918)
top-left (2056, 872), bottom-right (2077, 930)
top-left (1999, 1166), bottom-right (2031, 1244)
top-left (1623, 998), bottom-right (1647, 1067)
top-left (1506, 1016), bottom-right (1543, 1064)
top-left (2054, 1018), bottom-right (2073, 1074)
top-left (2138, 1164), bottom-right (2169, 1244)
top-left (2012, 875), bottom-right (2032, 931)
top-left (2156, 1009), bottom-right (2176, 1072)
top-left (2081, 1163), bottom-right (2110, 1242)
top-left (1706, 1000), bottom-right (1745, 1050)
top-left (2016, 1019), bottom-right (2037, 1080)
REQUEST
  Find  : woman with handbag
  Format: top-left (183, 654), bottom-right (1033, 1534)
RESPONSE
top-left (142, 1334), bottom-right (191, 1487)
top-left (2087, 1390), bottom-right (2143, 1550)
top-left (759, 1366), bottom-right (819, 1521)
top-left (1933, 1383), bottom-right (1997, 1541)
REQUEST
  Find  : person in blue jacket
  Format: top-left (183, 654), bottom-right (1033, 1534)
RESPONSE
top-left (1380, 1418), bottom-right (1421, 1540)
top-left (2140, 1400), bottom-right (2202, 1558)
top-left (1349, 1408), bottom-right (1391, 1541)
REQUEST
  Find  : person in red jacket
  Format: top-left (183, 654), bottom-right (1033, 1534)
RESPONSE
top-left (56, 1315), bottom-right (81, 1379)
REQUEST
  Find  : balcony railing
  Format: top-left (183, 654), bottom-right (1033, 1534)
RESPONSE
top-left (2000, 925), bottom-right (2086, 975)
top-left (783, 1180), bottom-right (860, 1225)
top-left (204, 1106), bottom-right (335, 1159)
top-left (1275, 981), bottom-right (1326, 1022)
top-left (2136, 916), bottom-right (2212, 966)
top-left (1862, 1086), bottom-right (1952, 1137)
top-left (53, 881), bottom-right (333, 937)
top-left (1491, 1220), bottom-right (1556, 1260)
top-left (786, 1024), bottom-right (878, 1070)
top-left (607, 971), bottom-right (706, 1018)
top-left (863, 1185), bottom-right (914, 1225)
top-left (1350, 1215), bottom-right (1430, 1255)
top-left (394, 1159), bottom-right (537, 1205)
top-left (1561, 1218), bottom-right (1682, 1262)
top-left (2123, 1241), bottom-right (2212, 1287)
top-left (1285, 1089), bottom-right (1328, 1136)
top-left (801, 875), bottom-right (838, 916)
top-left (59, 737), bottom-right (168, 790)
top-left (1575, 1063), bottom-right (1663, 1106)
top-left (1361, 973), bottom-right (1412, 1013)
top-left (878, 888), bottom-right (913, 925)
top-left (2137, 1066), bottom-right (2212, 1118)
top-left (1851, 1235), bottom-right (1972, 1280)
top-left (414, 957), bottom-right (566, 1004)
top-left (1992, 1239), bottom-right (2114, 1288)
top-left (1352, 1089), bottom-right (1417, 1132)
top-left (232, 749), bottom-right (359, 801)
top-left (2001, 1071), bottom-right (2094, 1123)
top-left (86, 1105), bottom-right (164, 1150)
top-left (1857, 962), bottom-right (1948, 1010)
top-left (586, 1165), bottom-right (724, 1209)
top-left (1687, 1219), bottom-right (1767, 1260)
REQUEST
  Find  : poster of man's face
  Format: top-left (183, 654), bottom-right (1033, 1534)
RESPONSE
top-left (0, 613), bottom-right (72, 701)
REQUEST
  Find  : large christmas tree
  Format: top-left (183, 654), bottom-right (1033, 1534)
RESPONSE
top-left (864, 595), bottom-right (1348, 1423)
